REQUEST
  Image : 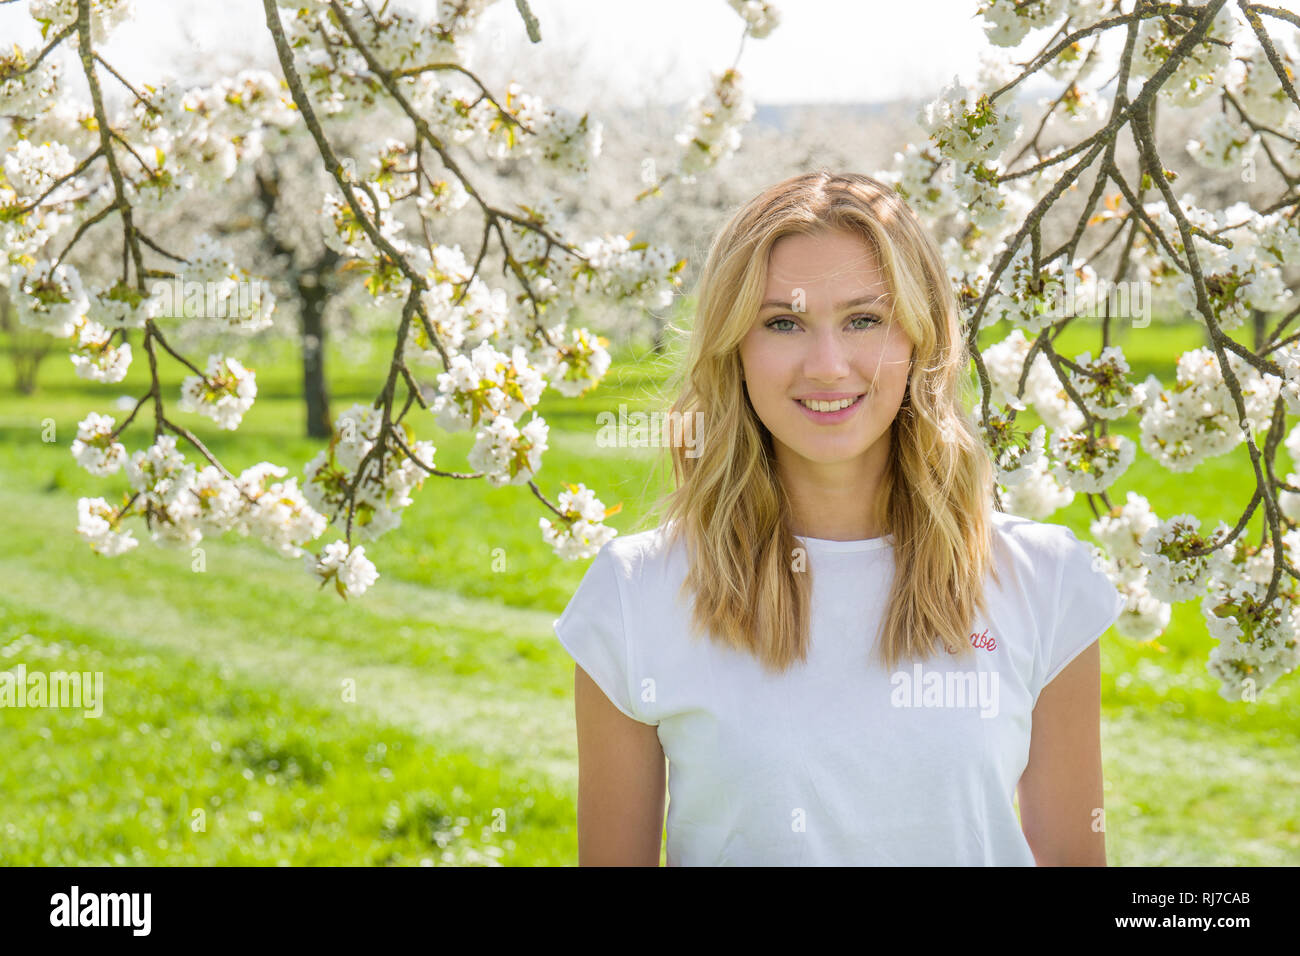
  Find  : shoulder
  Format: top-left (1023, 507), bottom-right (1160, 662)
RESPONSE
top-left (988, 509), bottom-right (1089, 573)
top-left (594, 521), bottom-right (685, 584)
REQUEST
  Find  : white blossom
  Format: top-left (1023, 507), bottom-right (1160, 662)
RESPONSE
top-left (75, 496), bottom-right (139, 557)
top-left (727, 0), bottom-right (780, 38)
top-left (1050, 430), bottom-right (1135, 493)
top-left (432, 341), bottom-right (545, 431)
top-left (1139, 514), bottom-right (1226, 604)
top-left (10, 261), bottom-right (89, 337)
top-left (179, 354), bottom-right (258, 431)
top-left (468, 414), bottom-right (548, 487)
top-left (997, 452), bottom-right (1074, 518)
top-left (69, 317), bottom-right (132, 383)
top-left (304, 540), bottom-right (378, 598)
top-left (539, 483), bottom-right (618, 559)
top-left (70, 412), bottom-right (127, 476)
top-left (675, 68), bottom-right (755, 179)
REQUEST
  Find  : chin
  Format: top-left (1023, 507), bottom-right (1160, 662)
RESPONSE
top-left (785, 436), bottom-right (879, 463)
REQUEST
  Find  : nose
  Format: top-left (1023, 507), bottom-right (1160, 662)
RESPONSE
top-left (802, 325), bottom-right (852, 382)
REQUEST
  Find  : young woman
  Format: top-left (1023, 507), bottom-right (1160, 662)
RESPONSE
top-left (553, 170), bottom-right (1125, 866)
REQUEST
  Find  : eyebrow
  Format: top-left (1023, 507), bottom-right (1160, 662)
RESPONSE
top-left (759, 292), bottom-right (891, 312)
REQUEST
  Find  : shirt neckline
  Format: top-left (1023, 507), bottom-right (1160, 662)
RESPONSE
top-left (793, 533), bottom-right (894, 552)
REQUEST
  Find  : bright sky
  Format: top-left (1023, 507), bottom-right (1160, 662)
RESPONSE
top-left (4, 0), bottom-right (1300, 107)
top-left (0, 0), bottom-right (1027, 106)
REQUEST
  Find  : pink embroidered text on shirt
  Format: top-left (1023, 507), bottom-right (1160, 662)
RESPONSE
top-left (945, 628), bottom-right (997, 653)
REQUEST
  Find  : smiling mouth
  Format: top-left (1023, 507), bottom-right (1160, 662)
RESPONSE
top-left (795, 394), bottom-right (865, 413)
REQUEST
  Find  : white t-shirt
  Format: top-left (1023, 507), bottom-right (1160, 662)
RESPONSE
top-left (553, 509), bottom-right (1125, 866)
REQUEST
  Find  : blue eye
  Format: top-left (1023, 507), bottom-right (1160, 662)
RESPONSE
top-left (764, 314), bottom-right (881, 332)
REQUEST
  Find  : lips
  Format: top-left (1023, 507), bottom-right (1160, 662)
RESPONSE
top-left (795, 394), bottom-right (864, 412)
top-left (793, 393), bottom-right (865, 421)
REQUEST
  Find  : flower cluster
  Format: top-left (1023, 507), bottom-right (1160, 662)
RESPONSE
top-left (981, 405), bottom-right (1045, 485)
top-left (9, 261), bottom-right (88, 338)
top-left (984, 248), bottom-right (1095, 335)
top-left (1049, 430), bottom-right (1135, 494)
top-left (69, 315), bottom-right (132, 383)
top-left (918, 74), bottom-right (1021, 168)
top-left (320, 187), bottom-right (401, 261)
top-left (490, 82), bottom-right (604, 178)
top-left (154, 70), bottom-right (298, 191)
top-left (1138, 514), bottom-right (1224, 604)
top-left (1139, 347), bottom-right (1278, 472)
top-left (411, 247), bottom-right (512, 358)
top-left (1091, 492), bottom-right (1170, 642)
top-left (3, 139), bottom-right (76, 203)
top-left (1066, 347), bottom-right (1147, 420)
top-left (304, 540), bottom-right (379, 600)
top-left (997, 450), bottom-right (1074, 519)
top-left (123, 433), bottom-right (204, 549)
top-left (91, 280), bottom-right (162, 331)
top-left (30, 0), bottom-right (135, 38)
top-left (982, 328), bottom-right (1084, 432)
top-left (75, 497), bottom-right (139, 557)
top-left (468, 414), bottom-right (549, 488)
top-left (302, 404), bottom-right (436, 542)
top-left (880, 142), bottom-right (961, 221)
top-left (1186, 111), bottom-right (1259, 171)
top-left (539, 483), bottom-right (618, 560)
top-left (432, 341), bottom-right (546, 431)
top-left (174, 235), bottom-right (277, 332)
top-left (75, 433), bottom-right (329, 558)
top-left (1131, 3), bottom-right (1238, 108)
top-left (71, 412), bottom-right (127, 476)
top-left (570, 233), bottom-right (681, 313)
top-left (544, 327), bottom-right (613, 398)
top-left (727, 0), bottom-right (781, 38)
top-left (1164, 200), bottom-right (1293, 331)
top-left (1231, 42), bottom-right (1298, 129)
top-left (0, 41), bottom-right (61, 121)
top-left (976, 0), bottom-right (1069, 48)
top-left (179, 354), bottom-right (258, 431)
top-left (675, 68), bottom-right (755, 180)
top-left (231, 462), bottom-right (329, 557)
top-left (1201, 536), bottom-right (1300, 701)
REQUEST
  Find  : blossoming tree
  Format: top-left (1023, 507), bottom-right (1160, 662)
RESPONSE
top-left (881, 0), bottom-right (1300, 699)
top-left (1, 1), bottom-right (776, 594)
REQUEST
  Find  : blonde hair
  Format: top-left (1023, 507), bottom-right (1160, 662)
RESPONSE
top-left (642, 169), bottom-right (1002, 673)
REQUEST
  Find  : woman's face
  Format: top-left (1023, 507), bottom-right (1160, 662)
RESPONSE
top-left (738, 228), bottom-right (914, 467)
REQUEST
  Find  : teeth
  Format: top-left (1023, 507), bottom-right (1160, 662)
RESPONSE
top-left (799, 396), bottom-right (859, 412)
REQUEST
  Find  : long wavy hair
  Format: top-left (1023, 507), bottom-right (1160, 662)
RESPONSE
top-left (643, 170), bottom-right (1002, 673)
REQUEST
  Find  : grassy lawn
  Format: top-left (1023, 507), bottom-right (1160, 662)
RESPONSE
top-left (0, 309), bottom-right (1296, 864)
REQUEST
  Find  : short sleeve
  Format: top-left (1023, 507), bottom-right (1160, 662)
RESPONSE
top-left (1033, 526), bottom-right (1126, 703)
top-left (553, 542), bottom-right (653, 725)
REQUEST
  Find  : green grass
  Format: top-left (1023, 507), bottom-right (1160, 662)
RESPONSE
top-left (0, 311), bottom-right (1297, 865)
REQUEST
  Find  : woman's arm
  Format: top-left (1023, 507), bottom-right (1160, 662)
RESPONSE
top-left (1016, 640), bottom-right (1106, 866)
top-left (574, 663), bottom-right (666, 866)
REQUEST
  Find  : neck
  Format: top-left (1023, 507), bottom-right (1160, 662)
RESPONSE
top-left (776, 432), bottom-right (892, 541)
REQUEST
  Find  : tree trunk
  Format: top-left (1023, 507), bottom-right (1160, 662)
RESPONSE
top-left (15, 353), bottom-right (41, 394)
top-left (299, 276), bottom-right (332, 439)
